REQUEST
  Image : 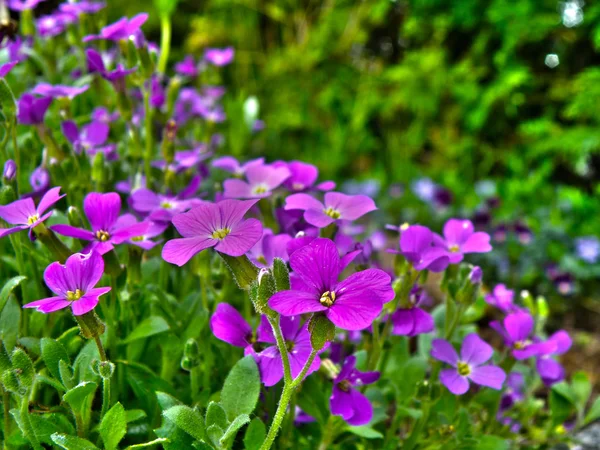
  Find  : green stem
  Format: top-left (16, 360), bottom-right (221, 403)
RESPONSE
top-left (157, 16), bottom-right (171, 75)
top-left (190, 366), bottom-right (201, 403)
top-left (19, 397), bottom-right (42, 449)
top-left (3, 388), bottom-right (10, 449)
top-left (143, 87), bottom-right (153, 186)
top-left (267, 317), bottom-right (292, 383)
top-left (101, 377), bottom-right (111, 419)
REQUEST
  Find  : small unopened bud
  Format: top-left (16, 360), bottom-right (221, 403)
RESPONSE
top-left (3, 159), bottom-right (16, 182)
top-left (67, 206), bottom-right (84, 228)
top-left (161, 120), bottom-right (177, 164)
top-left (75, 310), bottom-right (106, 339)
top-left (256, 269), bottom-right (276, 316)
top-left (98, 361), bottom-right (115, 379)
top-left (469, 266), bottom-right (482, 284)
top-left (218, 253), bottom-right (259, 291)
top-left (456, 265), bottom-right (482, 305)
top-left (0, 185), bottom-right (16, 205)
top-left (184, 338), bottom-right (200, 360)
top-left (320, 358), bottom-right (339, 380)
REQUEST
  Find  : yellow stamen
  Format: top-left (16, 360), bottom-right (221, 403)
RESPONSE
top-left (96, 230), bottom-right (110, 242)
top-left (27, 214), bottom-right (39, 225)
top-left (211, 228), bottom-right (230, 240)
top-left (66, 289), bottom-right (83, 301)
top-left (320, 291), bottom-right (336, 307)
top-left (324, 207), bottom-right (341, 219)
top-left (457, 361), bottom-right (471, 376)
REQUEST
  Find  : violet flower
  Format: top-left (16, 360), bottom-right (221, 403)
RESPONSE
top-left (83, 13), bottom-right (148, 42)
top-left (129, 178), bottom-right (204, 222)
top-left (210, 303), bottom-right (254, 351)
top-left (62, 120), bottom-right (109, 154)
top-left (500, 372), bottom-right (525, 411)
top-left (330, 355), bottom-right (380, 426)
top-left (114, 215), bottom-right (167, 251)
top-left (0, 187), bottom-right (64, 240)
top-left (36, 12), bottom-right (76, 38)
top-left (92, 107), bottom-right (119, 123)
top-left (212, 157), bottom-right (264, 176)
top-left (17, 94), bottom-right (52, 125)
top-left (575, 236), bottom-right (600, 264)
top-left (0, 61), bottom-right (17, 78)
top-left (389, 286), bottom-right (434, 337)
top-left (162, 199), bottom-right (263, 266)
top-left (388, 224), bottom-right (450, 272)
top-left (254, 315), bottom-right (322, 386)
top-left (51, 192), bottom-right (149, 255)
top-left (152, 148), bottom-right (211, 174)
top-left (490, 312), bottom-right (556, 360)
top-left (8, 0), bottom-right (44, 11)
top-left (284, 192), bottom-right (377, 228)
top-left (280, 161), bottom-right (335, 192)
top-left (269, 238), bottom-right (394, 330)
top-left (23, 252), bottom-right (110, 316)
top-left (175, 55), bottom-right (199, 77)
top-left (59, 1), bottom-right (105, 15)
top-left (485, 284), bottom-right (520, 313)
top-left (25, 166), bottom-right (50, 198)
top-left (431, 334), bottom-right (506, 395)
top-left (535, 330), bottom-right (572, 386)
top-left (433, 219), bottom-right (492, 263)
top-left (223, 163), bottom-right (290, 199)
top-left (247, 229), bottom-right (292, 268)
top-left (204, 47), bottom-right (234, 66)
top-left (3, 159), bottom-right (16, 181)
top-left (31, 83), bottom-right (89, 100)
top-left (294, 407), bottom-right (316, 424)
top-left (86, 49), bottom-right (136, 92)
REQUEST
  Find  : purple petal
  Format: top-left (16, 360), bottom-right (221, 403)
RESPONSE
top-left (536, 358), bottom-right (565, 385)
top-left (330, 385), bottom-right (354, 420)
top-left (62, 120), bottom-right (79, 143)
top-left (288, 238), bottom-right (341, 294)
top-left (245, 164), bottom-right (290, 190)
top-left (304, 209), bottom-right (335, 228)
top-left (440, 369), bottom-right (470, 395)
top-left (461, 232), bottom-right (492, 254)
top-left (431, 339), bottom-right (459, 367)
top-left (504, 312), bottom-right (533, 343)
top-left (335, 268), bottom-right (394, 304)
top-left (468, 365), bottom-right (506, 390)
top-left (218, 199), bottom-right (259, 229)
top-left (222, 179), bottom-right (253, 199)
top-left (64, 252), bottom-right (104, 292)
top-left (51, 224), bottom-right (95, 241)
top-left (70, 295), bottom-right (100, 315)
top-left (82, 121), bottom-right (109, 146)
top-left (0, 198), bottom-right (36, 224)
top-left (326, 290), bottom-right (383, 331)
top-left (44, 261), bottom-right (71, 296)
top-left (284, 193), bottom-right (324, 212)
top-left (171, 203), bottom-right (217, 238)
top-left (460, 333), bottom-right (493, 366)
top-left (162, 237), bottom-right (216, 266)
top-left (316, 181), bottom-right (335, 191)
top-left (111, 221), bottom-right (150, 244)
top-left (84, 192), bottom-right (121, 232)
top-left (214, 218), bottom-right (262, 256)
top-left (324, 192), bottom-right (377, 221)
top-left (24, 297), bottom-right (71, 313)
top-left (210, 303), bottom-right (252, 347)
top-left (256, 346), bottom-right (284, 386)
top-left (549, 330), bottom-right (572, 355)
top-left (443, 219), bottom-right (474, 245)
top-left (256, 315), bottom-right (276, 344)
top-left (0, 225), bottom-right (28, 238)
top-left (268, 290), bottom-right (326, 316)
top-left (37, 186), bottom-right (65, 215)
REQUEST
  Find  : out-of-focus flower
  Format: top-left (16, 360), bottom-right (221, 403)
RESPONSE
top-left (330, 355), bottom-right (379, 426)
top-left (92, 107), bottom-right (119, 123)
top-left (279, 160), bottom-right (335, 192)
top-left (32, 83), bottom-right (88, 99)
top-left (389, 286), bottom-right (434, 336)
top-left (388, 224), bottom-right (450, 272)
top-left (162, 199), bottom-right (262, 266)
top-left (86, 49), bottom-right (137, 92)
top-left (24, 252), bottom-right (110, 315)
top-left (575, 236), bottom-right (600, 264)
top-left (204, 47), bottom-right (234, 66)
top-left (223, 163), bottom-right (290, 199)
top-left (62, 120), bottom-right (109, 155)
top-left (60, 1), bottom-right (105, 15)
top-left (212, 157), bottom-right (264, 176)
top-left (36, 12), bottom-right (76, 38)
top-left (83, 13), bottom-right (148, 42)
top-left (536, 331), bottom-right (572, 386)
top-left (3, 159), bottom-right (16, 181)
top-left (8, 0), bottom-right (45, 11)
top-left (431, 334), bottom-right (506, 395)
top-left (490, 312), bottom-right (556, 360)
top-left (175, 55), bottom-right (199, 77)
top-left (0, 61), bottom-right (17, 78)
top-left (485, 284), bottom-right (520, 313)
top-left (247, 229), bottom-right (292, 268)
top-left (17, 94), bottom-right (52, 125)
top-left (269, 238), bottom-right (394, 330)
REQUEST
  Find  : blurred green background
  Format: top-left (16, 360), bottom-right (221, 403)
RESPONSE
top-left (118, 1), bottom-right (599, 323)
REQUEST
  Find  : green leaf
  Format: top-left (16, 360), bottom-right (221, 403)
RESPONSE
top-left (157, 391), bottom-right (183, 410)
top-left (63, 382), bottom-right (97, 416)
top-left (122, 316), bottom-right (170, 344)
top-left (41, 338), bottom-right (70, 382)
top-left (584, 397), bottom-right (600, 425)
top-left (99, 402), bottom-right (127, 450)
top-left (243, 418), bottom-right (266, 450)
top-left (220, 414), bottom-right (250, 445)
top-left (206, 424), bottom-right (224, 447)
top-left (155, 393), bottom-right (195, 450)
top-left (0, 276), bottom-right (25, 314)
top-left (11, 348), bottom-right (35, 389)
top-left (0, 297), bottom-right (20, 350)
top-left (346, 426), bottom-right (383, 439)
top-left (220, 356), bottom-right (260, 421)
top-left (59, 360), bottom-right (75, 390)
top-left (36, 374), bottom-right (66, 392)
top-left (125, 409), bottom-right (147, 423)
top-left (476, 435), bottom-right (510, 450)
top-left (572, 371), bottom-right (592, 408)
top-left (163, 405), bottom-right (205, 441)
top-left (51, 433), bottom-right (99, 450)
top-left (205, 401), bottom-right (228, 430)
top-left (550, 384), bottom-right (576, 426)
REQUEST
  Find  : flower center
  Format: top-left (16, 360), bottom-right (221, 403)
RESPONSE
top-left (66, 289), bottom-right (83, 301)
top-left (257, 255), bottom-right (267, 265)
top-left (319, 290), bottom-right (336, 307)
top-left (457, 361), bottom-right (471, 376)
top-left (338, 380), bottom-right (351, 392)
top-left (211, 228), bottom-right (230, 240)
top-left (131, 235), bottom-right (145, 242)
top-left (400, 222), bottom-right (410, 231)
top-left (324, 207), bottom-right (341, 219)
top-left (96, 230), bottom-right (110, 242)
top-left (252, 184), bottom-right (268, 195)
top-left (449, 244), bottom-right (460, 253)
top-left (161, 201), bottom-right (173, 209)
top-left (286, 340), bottom-right (295, 352)
top-left (292, 182), bottom-right (305, 191)
top-left (514, 340), bottom-right (529, 350)
top-left (27, 214), bottom-right (39, 225)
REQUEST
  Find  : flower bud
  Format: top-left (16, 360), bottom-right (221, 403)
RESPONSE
top-left (2, 159), bottom-right (16, 183)
top-left (456, 265), bottom-right (482, 305)
top-left (218, 253), bottom-right (259, 291)
top-left (180, 356), bottom-right (195, 371)
top-left (0, 185), bottom-right (16, 205)
top-left (75, 310), bottom-right (106, 339)
top-left (98, 361), bottom-right (115, 379)
top-left (256, 269), bottom-right (276, 316)
top-left (166, 77), bottom-right (182, 118)
top-left (67, 206), bottom-right (84, 228)
top-left (184, 338), bottom-right (200, 360)
top-left (161, 119), bottom-right (177, 164)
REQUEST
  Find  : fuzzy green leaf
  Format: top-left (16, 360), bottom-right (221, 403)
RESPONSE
top-left (41, 338), bottom-right (70, 382)
top-left (122, 316), bottom-right (170, 344)
top-left (220, 356), bottom-right (260, 421)
top-left (243, 418), bottom-right (266, 450)
top-left (163, 405), bottom-right (205, 441)
top-left (51, 433), bottom-right (99, 450)
top-left (0, 276), bottom-right (25, 314)
top-left (100, 402), bottom-right (127, 450)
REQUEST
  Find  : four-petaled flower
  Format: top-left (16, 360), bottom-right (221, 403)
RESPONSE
top-left (83, 13), bottom-right (148, 42)
top-left (24, 252), bottom-right (110, 315)
top-left (330, 355), bottom-right (380, 426)
top-left (0, 187), bottom-right (64, 240)
top-left (490, 311), bottom-right (556, 360)
top-left (223, 163), bottom-right (291, 199)
top-left (433, 219), bottom-right (492, 263)
top-left (389, 224), bottom-right (450, 272)
top-left (284, 192), bottom-right (377, 229)
top-left (269, 238), bottom-right (394, 330)
top-left (431, 334), bottom-right (506, 395)
top-left (162, 199), bottom-right (263, 266)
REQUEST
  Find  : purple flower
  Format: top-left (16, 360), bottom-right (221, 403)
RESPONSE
top-left (490, 312), bottom-right (556, 360)
top-left (83, 13), bottom-right (148, 42)
top-left (269, 238), bottom-right (394, 330)
top-left (279, 161), bottom-right (335, 192)
top-left (330, 355), bottom-right (380, 426)
top-left (575, 236), bottom-right (600, 264)
top-left (500, 372), bottom-right (525, 411)
top-left (0, 61), bottom-right (17, 78)
top-left (162, 199), bottom-right (263, 266)
top-left (113, 215), bottom-right (166, 251)
top-left (389, 286), bottom-right (434, 337)
top-left (284, 192), bottom-right (377, 228)
top-left (433, 219), bottom-right (492, 263)
top-left (86, 49), bottom-right (136, 92)
top-left (51, 192), bottom-right (149, 255)
top-left (175, 55), bottom-right (199, 77)
top-left (212, 157), bottom-right (264, 176)
top-left (223, 163), bottom-right (290, 199)
top-left (514, 221), bottom-right (533, 245)
top-left (535, 330), bottom-right (571, 386)
top-left (62, 120), bottom-right (109, 154)
top-left (204, 47), bottom-right (234, 66)
top-left (26, 166), bottom-right (50, 198)
top-left (17, 94), bottom-right (52, 125)
top-left (389, 224), bottom-right (450, 272)
top-left (36, 12), bottom-right (76, 38)
top-left (294, 407), bottom-right (315, 424)
top-left (23, 252), bottom-right (110, 316)
top-left (31, 83), bottom-right (88, 99)
top-left (0, 187), bottom-right (64, 240)
top-left (6, 37), bottom-right (31, 63)
top-left (210, 303), bottom-right (254, 350)
top-left (59, 1), bottom-right (105, 15)
top-left (254, 315), bottom-right (322, 386)
top-left (3, 159), bottom-right (16, 181)
top-left (431, 334), bottom-right (506, 395)
top-left (485, 284), bottom-right (519, 313)
top-left (248, 229), bottom-right (292, 268)
top-left (8, 0), bottom-right (44, 11)
top-left (92, 107), bottom-right (119, 123)
top-left (152, 147), bottom-right (211, 174)
top-left (129, 181), bottom-right (204, 222)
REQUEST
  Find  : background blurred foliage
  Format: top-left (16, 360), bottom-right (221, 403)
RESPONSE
top-left (116, 0), bottom-right (600, 310)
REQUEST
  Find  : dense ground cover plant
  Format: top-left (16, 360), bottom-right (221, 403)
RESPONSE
top-left (0, 1), bottom-right (597, 449)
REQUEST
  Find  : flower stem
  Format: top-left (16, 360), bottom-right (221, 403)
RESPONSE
top-left (3, 387), bottom-right (10, 447)
top-left (157, 16), bottom-right (171, 75)
top-left (267, 317), bottom-right (292, 383)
